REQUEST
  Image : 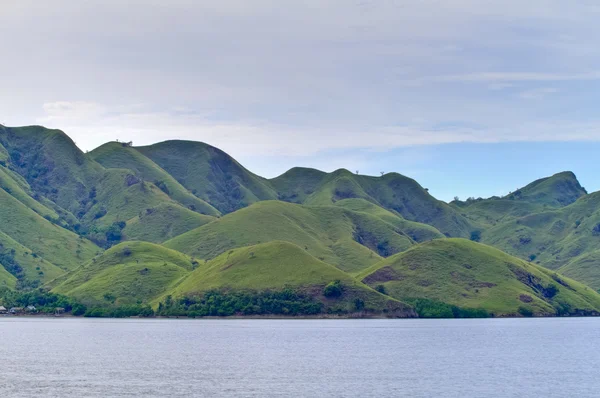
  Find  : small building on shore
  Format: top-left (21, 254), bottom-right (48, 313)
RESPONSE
top-left (0, 306), bottom-right (7, 314)
top-left (9, 307), bottom-right (23, 314)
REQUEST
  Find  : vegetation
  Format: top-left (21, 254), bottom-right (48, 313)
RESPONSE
top-left (52, 242), bottom-right (195, 306)
top-left (0, 288), bottom-right (87, 315)
top-left (2, 124), bottom-right (600, 318)
top-left (359, 239), bottom-right (600, 317)
top-left (164, 200), bottom-right (427, 274)
top-left (156, 289), bottom-right (323, 317)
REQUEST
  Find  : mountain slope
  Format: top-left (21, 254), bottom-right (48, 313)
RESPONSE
top-left (123, 203), bottom-right (216, 243)
top-left (52, 241), bottom-right (195, 306)
top-left (506, 171), bottom-right (587, 207)
top-left (164, 200), bottom-right (423, 274)
top-left (0, 187), bottom-right (98, 272)
top-left (359, 239), bottom-right (600, 316)
top-left (481, 192), bottom-right (600, 270)
top-left (272, 169), bottom-right (473, 238)
top-left (168, 240), bottom-right (413, 314)
top-left (0, 230), bottom-right (66, 286)
top-left (0, 262), bottom-right (17, 290)
top-left (0, 125), bottom-right (104, 216)
top-left (89, 142), bottom-right (219, 216)
top-left (136, 140), bottom-right (277, 213)
top-left (559, 251), bottom-right (600, 291)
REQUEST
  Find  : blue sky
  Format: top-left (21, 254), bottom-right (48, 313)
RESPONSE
top-left (1, 1), bottom-right (599, 201)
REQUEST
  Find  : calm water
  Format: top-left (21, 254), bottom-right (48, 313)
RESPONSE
top-left (1, 317), bottom-right (599, 397)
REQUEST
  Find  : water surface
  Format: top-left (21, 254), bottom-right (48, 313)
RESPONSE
top-left (1, 317), bottom-right (599, 397)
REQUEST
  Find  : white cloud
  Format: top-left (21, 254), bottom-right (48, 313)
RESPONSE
top-left (519, 87), bottom-right (559, 99)
top-left (1, 0), bottom-right (599, 163)
top-left (36, 102), bottom-right (600, 161)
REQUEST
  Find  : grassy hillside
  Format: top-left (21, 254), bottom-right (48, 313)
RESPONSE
top-left (53, 242), bottom-right (195, 306)
top-left (0, 230), bottom-right (66, 286)
top-left (89, 142), bottom-right (219, 216)
top-left (123, 203), bottom-right (216, 243)
top-left (505, 171), bottom-right (587, 207)
top-left (168, 240), bottom-right (412, 314)
top-left (0, 262), bottom-right (17, 290)
top-left (452, 172), bottom-right (587, 229)
top-left (0, 166), bottom-right (59, 220)
top-left (481, 192), bottom-right (600, 270)
top-left (164, 200), bottom-right (421, 274)
top-left (559, 251), bottom-right (600, 291)
top-left (0, 125), bottom-right (104, 215)
top-left (0, 187), bottom-right (98, 272)
top-left (272, 169), bottom-right (473, 238)
top-left (359, 239), bottom-right (600, 316)
top-left (334, 198), bottom-right (445, 242)
top-left (137, 140), bottom-right (277, 213)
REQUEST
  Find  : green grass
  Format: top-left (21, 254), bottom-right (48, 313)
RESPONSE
top-left (89, 142), bottom-right (219, 216)
top-left (559, 250), bottom-right (600, 291)
top-left (271, 169), bottom-right (473, 237)
top-left (0, 165), bottom-right (59, 220)
top-left (124, 203), bottom-right (216, 243)
top-left (166, 240), bottom-right (412, 314)
top-left (0, 125), bottom-right (104, 215)
top-left (164, 200), bottom-right (421, 274)
top-left (0, 142), bottom-right (8, 163)
top-left (0, 262), bottom-right (17, 290)
top-left (481, 191), bottom-right (600, 270)
top-left (359, 238), bottom-right (600, 316)
top-left (334, 198), bottom-right (445, 242)
top-left (52, 241), bottom-right (196, 306)
top-left (136, 140), bottom-right (277, 213)
top-left (81, 169), bottom-right (178, 228)
top-left (0, 230), bottom-right (66, 284)
top-left (505, 171), bottom-right (587, 207)
top-left (0, 187), bottom-right (98, 272)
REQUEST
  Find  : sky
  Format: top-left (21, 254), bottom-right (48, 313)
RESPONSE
top-left (1, 0), bottom-right (600, 201)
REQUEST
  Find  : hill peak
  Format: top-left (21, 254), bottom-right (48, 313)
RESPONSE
top-left (507, 170), bottom-right (586, 207)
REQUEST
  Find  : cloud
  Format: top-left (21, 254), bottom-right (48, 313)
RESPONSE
top-left (519, 87), bottom-right (559, 99)
top-left (415, 71), bottom-right (600, 85)
top-left (36, 102), bottom-right (600, 161)
top-left (1, 0), bottom-right (600, 164)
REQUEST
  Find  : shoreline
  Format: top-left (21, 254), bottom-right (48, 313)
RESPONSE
top-left (2, 313), bottom-right (599, 320)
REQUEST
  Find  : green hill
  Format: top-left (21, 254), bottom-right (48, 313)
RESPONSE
top-left (0, 125), bottom-right (104, 216)
top-left (359, 239), bottom-right (600, 316)
top-left (559, 251), bottom-right (600, 291)
top-left (167, 240), bottom-right (413, 314)
top-left (481, 192), bottom-right (600, 270)
top-left (88, 142), bottom-right (219, 216)
top-left (333, 198), bottom-right (445, 242)
top-left (0, 262), bottom-right (17, 290)
top-left (505, 171), bottom-right (587, 207)
top-left (136, 140), bottom-right (277, 213)
top-left (272, 169), bottom-right (473, 238)
top-left (164, 200), bottom-right (423, 274)
top-left (0, 230), bottom-right (66, 286)
top-left (0, 187), bottom-right (98, 271)
top-left (123, 203), bottom-right (216, 243)
top-left (4, 123), bottom-right (600, 318)
top-left (52, 241), bottom-right (196, 306)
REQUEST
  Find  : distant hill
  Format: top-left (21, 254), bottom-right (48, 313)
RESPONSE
top-left (136, 140), bottom-right (277, 213)
top-left (2, 123), bottom-right (600, 318)
top-left (164, 200), bottom-right (439, 274)
top-left (359, 239), bottom-right (600, 316)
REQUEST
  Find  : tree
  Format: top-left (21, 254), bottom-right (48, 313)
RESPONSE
top-left (323, 280), bottom-right (343, 298)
